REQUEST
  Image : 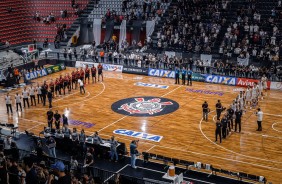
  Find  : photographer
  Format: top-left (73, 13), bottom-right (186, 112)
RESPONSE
top-left (130, 140), bottom-right (139, 169)
top-left (256, 108), bottom-right (263, 131)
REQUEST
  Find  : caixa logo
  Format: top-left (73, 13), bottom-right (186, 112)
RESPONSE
top-left (205, 75), bottom-right (237, 86)
top-left (148, 69), bottom-right (175, 78)
top-left (113, 129), bottom-right (163, 142)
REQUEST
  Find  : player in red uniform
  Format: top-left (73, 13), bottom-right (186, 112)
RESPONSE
top-left (67, 73), bottom-right (72, 92)
top-left (43, 81), bottom-right (48, 90)
top-left (75, 68), bottom-right (80, 89)
top-left (63, 74), bottom-right (69, 95)
top-left (71, 70), bottom-right (76, 90)
top-left (85, 65), bottom-right (90, 84)
top-left (55, 78), bottom-right (60, 96)
top-left (97, 63), bottom-right (103, 82)
top-left (59, 75), bottom-right (64, 95)
top-left (80, 68), bottom-right (85, 83)
top-left (91, 65), bottom-right (97, 83)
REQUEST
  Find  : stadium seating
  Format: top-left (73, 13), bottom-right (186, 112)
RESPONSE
top-left (0, 0), bottom-right (90, 45)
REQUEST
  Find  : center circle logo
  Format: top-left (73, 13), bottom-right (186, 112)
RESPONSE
top-left (111, 96), bottom-right (179, 117)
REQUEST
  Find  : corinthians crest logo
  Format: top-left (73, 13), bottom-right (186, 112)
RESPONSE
top-left (111, 96), bottom-right (179, 117)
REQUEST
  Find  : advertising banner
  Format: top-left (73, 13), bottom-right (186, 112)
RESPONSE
top-left (75, 61), bottom-right (98, 68)
top-left (46, 63), bottom-right (66, 74)
top-left (236, 78), bottom-right (271, 89)
top-left (205, 75), bottom-right (237, 86)
top-left (148, 68), bottom-right (175, 78)
top-left (102, 64), bottom-right (123, 72)
top-left (122, 66), bottom-right (148, 75)
top-left (270, 82), bottom-right (282, 90)
top-left (25, 69), bottom-right (48, 80)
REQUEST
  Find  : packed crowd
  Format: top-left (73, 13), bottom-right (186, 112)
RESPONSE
top-left (220, 0), bottom-right (281, 64)
top-left (104, 0), bottom-right (169, 23)
top-left (154, 0), bottom-right (228, 52)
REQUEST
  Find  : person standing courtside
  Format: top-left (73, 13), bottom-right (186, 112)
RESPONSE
top-left (215, 120), bottom-right (222, 143)
top-left (5, 93), bottom-right (13, 114)
top-left (181, 67), bottom-right (186, 85)
top-left (98, 63), bottom-right (103, 82)
top-left (202, 101), bottom-right (209, 122)
top-left (85, 65), bottom-right (90, 84)
top-left (235, 107), bottom-right (243, 133)
top-left (175, 66), bottom-right (180, 84)
top-left (36, 83), bottom-right (43, 104)
top-left (46, 134), bottom-right (56, 158)
top-left (47, 89), bottom-right (53, 108)
top-left (91, 65), bottom-right (97, 83)
top-left (15, 92), bottom-right (22, 112)
top-left (29, 85), bottom-right (36, 106)
top-left (47, 108), bottom-right (54, 129)
top-left (130, 140), bottom-right (139, 169)
top-left (227, 105), bottom-right (234, 130)
top-left (187, 68), bottom-right (193, 86)
top-left (110, 136), bottom-right (118, 162)
top-left (22, 87), bottom-right (30, 108)
top-left (256, 108), bottom-right (263, 131)
top-left (41, 83), bottom-right (47, 106)
top-left (215, 100), bottom-right (223, 120)
top-left (54, 110), bottom-right (61, 130)
top-left (78, 78), bottom-right (85, 94)
top-left (221, 114), bottom-right (228, 138)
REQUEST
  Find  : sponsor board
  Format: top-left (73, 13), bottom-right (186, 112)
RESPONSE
top-left (270, 82), bottom-right (282, 90)
top-left (102, 64), bottom-right (123, 72)
top-left (25, 69), bottom-right (48, 80)
top-left (185, 88), bottom-right (224, 96)
top-left (192, 73), bottom-right (206, 82)
top-left (148, 68), bottom-right (175, 78)
top-left (205, 75), bottom-right (237, 86)
top-left (236, 78), bottom-right (271, 89)
top-left (111, 96), bottom-right (179, 117)
top-left (75, 61), bottom-right (98, 68)
top-left (46, 63), bottom-right (66, 74)
top-left (134, 82), bottom-right (169, 89)
top-left (113, 129), bottom-right (163, 142)
top-left (122, 66), bottom-right (148, 75)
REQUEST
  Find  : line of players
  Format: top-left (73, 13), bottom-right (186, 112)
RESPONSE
top-left (202, 76), bottom-right (267, 143)
top-left (4, 63), bottom-right (104, 113)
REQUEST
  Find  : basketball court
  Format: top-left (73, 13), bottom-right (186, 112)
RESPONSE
top-left (0, 68), bottom-right (281, 183)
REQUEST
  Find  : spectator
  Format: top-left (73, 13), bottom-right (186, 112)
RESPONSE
top-left (23, 157), bottom-right (39, 184)
top-left (110, 136), bottom-right (118, 162)
top-left (49, 161), bottom-right (71, 184)
top-left (46, 134), bottom-right (56, 158)
top-left (84, 151), bottom-right (94, 177)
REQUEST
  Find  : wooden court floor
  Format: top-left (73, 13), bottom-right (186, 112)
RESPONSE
top-left (0, 68), bottom-right (282, 183)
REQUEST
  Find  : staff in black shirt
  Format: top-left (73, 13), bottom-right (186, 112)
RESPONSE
top-left (47, 89), bottom-right (53, 108)
top-left (54, 110), bottom-right (61, 130)
top-left (215, 120), bottom-right (222, 143)
top-left (215, 100), bottom-right (223, 120)
top-left (235, 108), bottom-right (243, 133)
top-left (202, 101), bottom-right (209, 122)
top-left (221, 114), bottom-right (228, 138)
top-left (41, 84), bottom-right (47, 106)
top-left (47, 108), bottom-right (54, 128)
top-left (227, 105), bottom-right (234, 130)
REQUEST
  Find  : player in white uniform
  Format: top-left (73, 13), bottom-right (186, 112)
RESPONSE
top-left (22, 87), bottom-right (30, 108)
top-left (251, 83), bottom-right (259, 100)
top-left (245, 86), bottom-right (252, 106)
top-left (258, 80), bottom-right (263, 100)
top-left (238, 92), bottom-right (244, 110)
top-left (36, 83), bottom-right (42, 104)
top-left (261, 74), bottom-right (267, 97)
top-left (5, 93), bottom-right (13, 114)
top-left (29, 85), bottom-right (36, 106)
top-left (15, 92), bottom-right (22, 111)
